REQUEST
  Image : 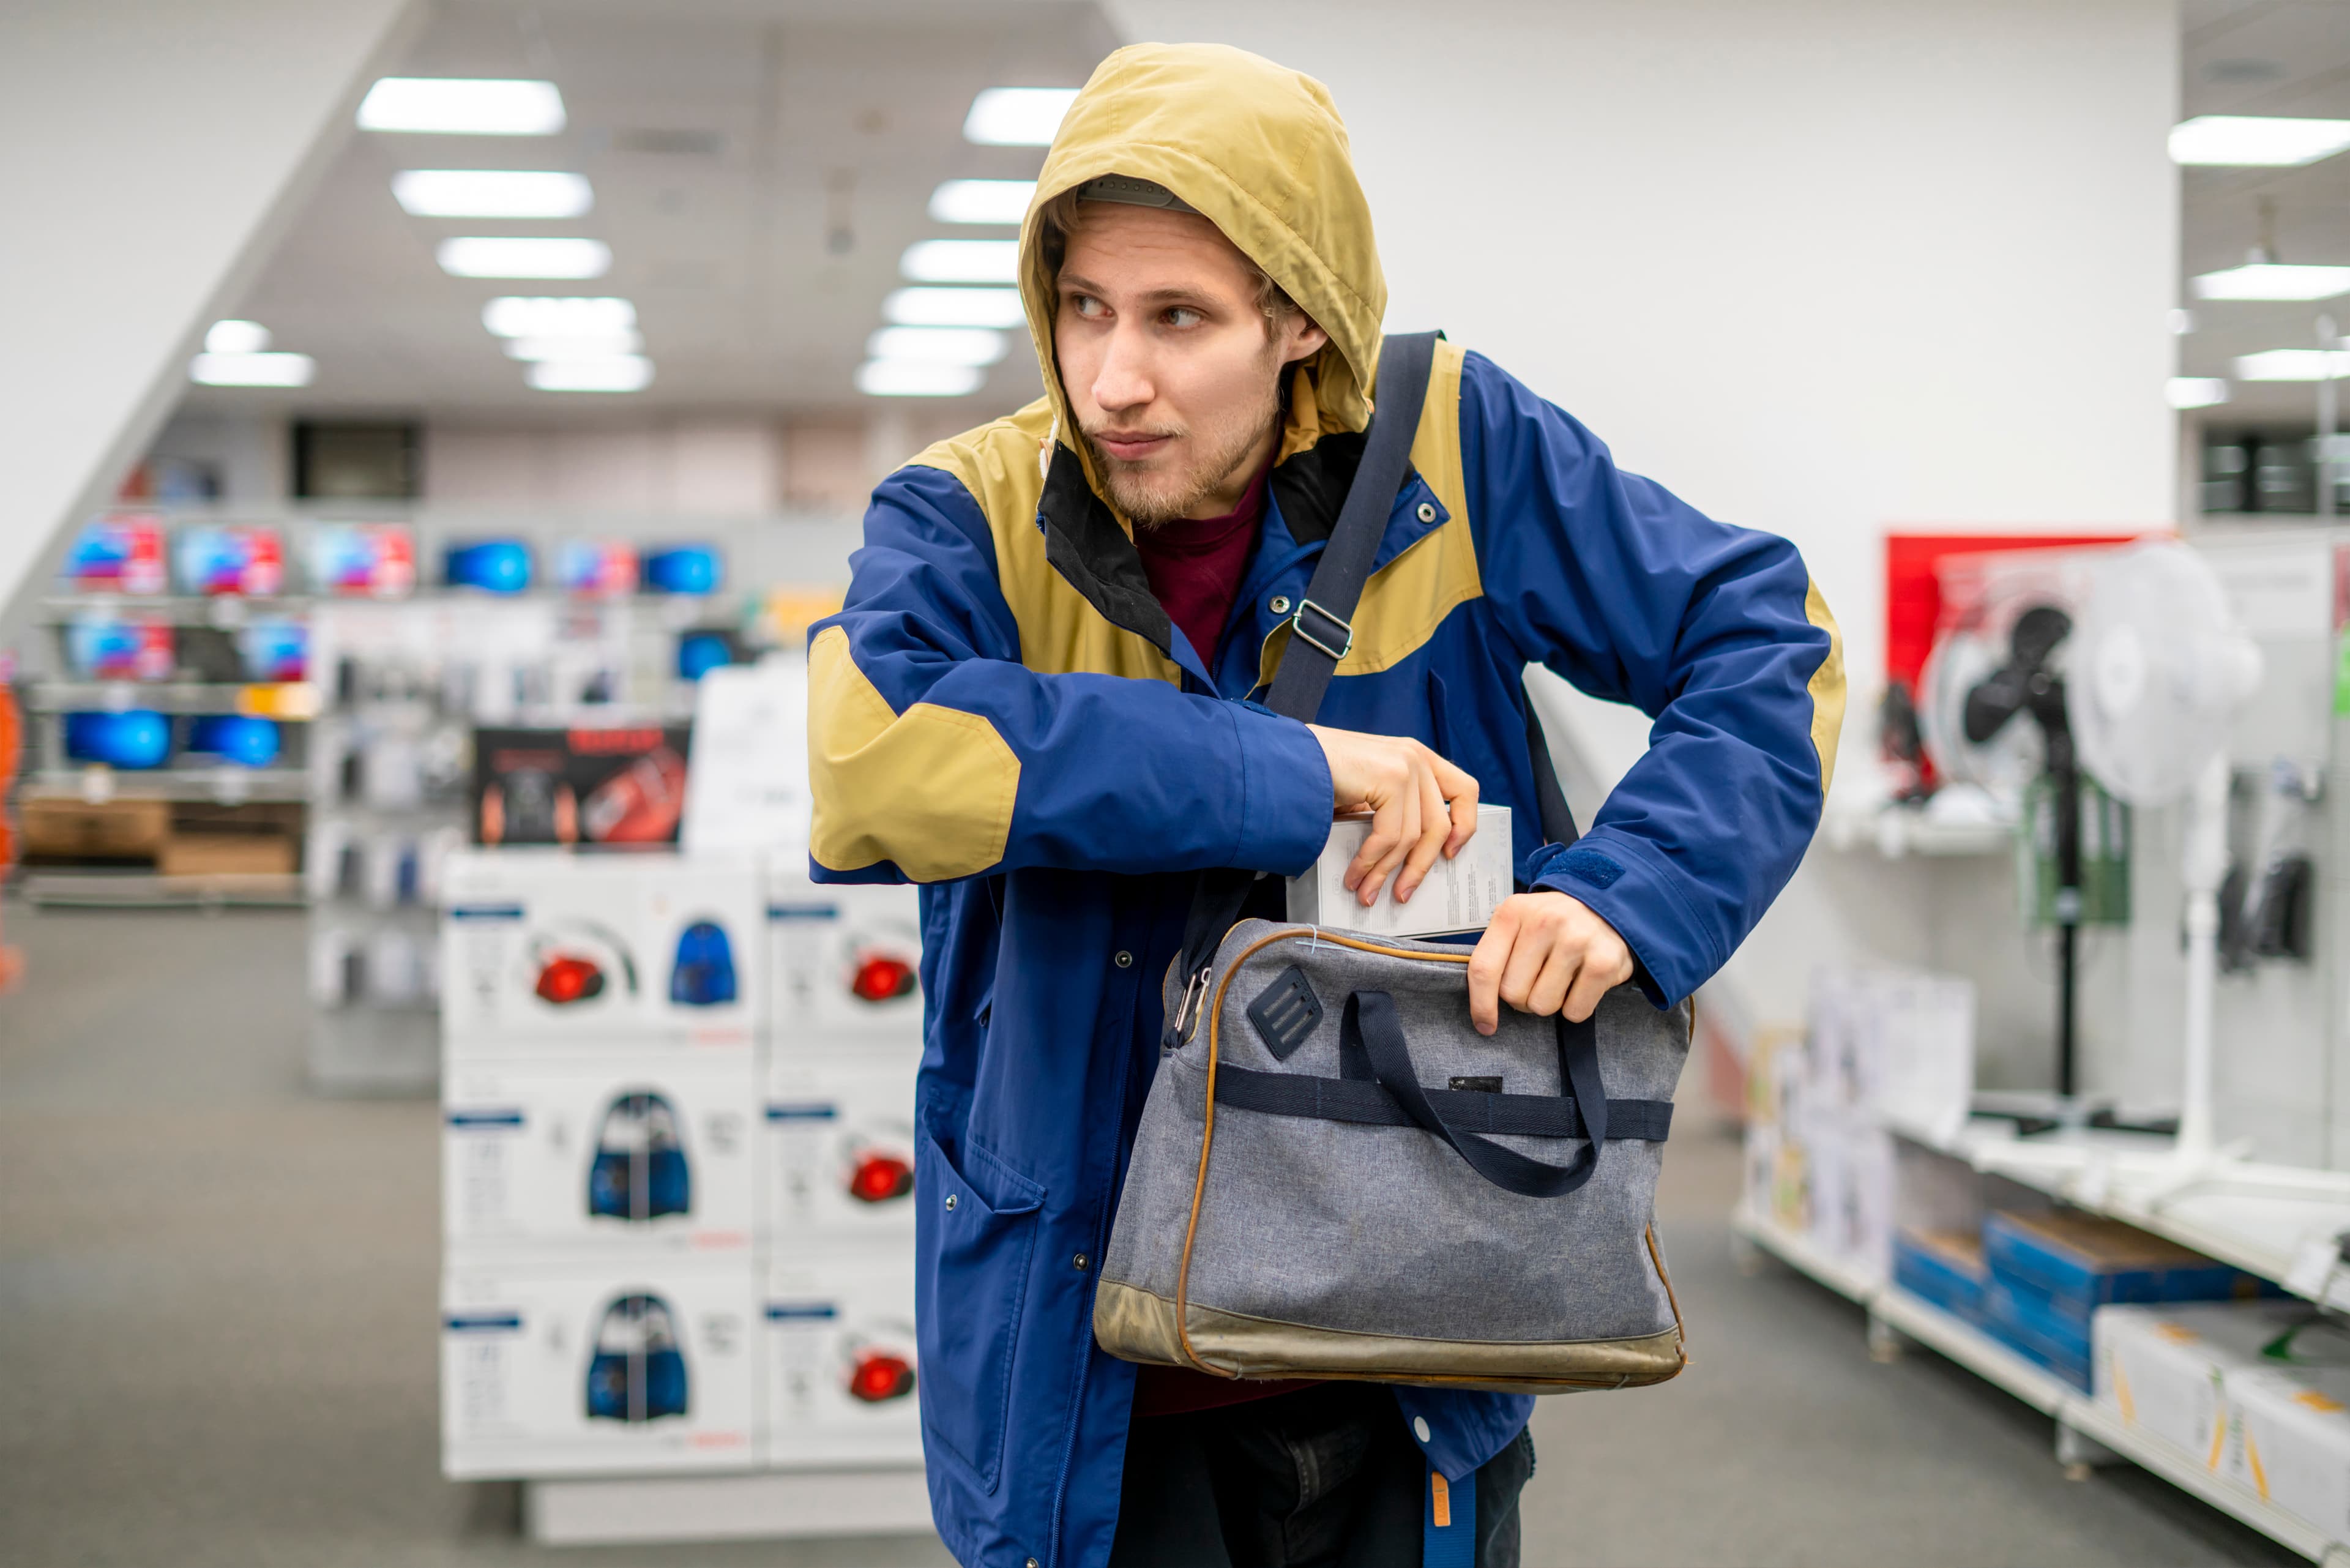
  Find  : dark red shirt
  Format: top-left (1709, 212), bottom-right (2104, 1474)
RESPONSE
top-left (1132, 463), bottom-right (1270, 671)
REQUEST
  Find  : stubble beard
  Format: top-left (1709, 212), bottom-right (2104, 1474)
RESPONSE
top-left (1085, 358), bottom-right (1281, 529)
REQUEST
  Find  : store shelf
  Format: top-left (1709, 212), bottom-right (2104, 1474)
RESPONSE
top-left (42, 593), bottom-right (313, 625)
top-left (25, 767), bottom-right (311, 803)
top-left (17, 870), bottom-right (305, 910)
top-left (27, 681), bottom-right (319, 717)
top-left (1735, 1204), bottom-right (2350, 1562)
top-left (1820, 801), bottom-right (2013, 857)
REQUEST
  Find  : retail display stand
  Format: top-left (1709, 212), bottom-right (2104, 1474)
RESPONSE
top-left (438, 844), bottom-right (931, 1544)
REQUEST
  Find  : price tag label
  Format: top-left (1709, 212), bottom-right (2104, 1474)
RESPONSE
top-left (2288, 1237), bottom-right (2340, 1301)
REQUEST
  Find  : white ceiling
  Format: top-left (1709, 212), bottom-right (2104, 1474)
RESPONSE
top-left (185, 0), bottom-right (1117, 421)
top-left (2179, 1), bottom-right (2350, 423)
top-left (186, 0), bottom-right (2350, 433)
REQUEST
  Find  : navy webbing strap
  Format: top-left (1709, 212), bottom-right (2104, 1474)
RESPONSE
top-left (1212, 1064), bottom-right (1674, 1142)
top-left (1346, 990), bottom-right (1609, 1199)
top-left (1424, 1463), bottom-right (1476, 1568)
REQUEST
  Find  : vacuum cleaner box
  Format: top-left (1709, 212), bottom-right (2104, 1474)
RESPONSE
top-left (1286, 804), bottom-right (1513, 939)
top-left (763, 866), bottom-right (924, 1055)
top-left (763, 1244), bottom-right (923, 1468)
top-left (441, 849), bottom-right (762, 1050)
top-left (444, 1051), bottom-right (758, 1257)
top-left (2094, 1302), bottom-right (2305, 1470)
top-left (763, 1057), bottom-right (920, 1238)
top-left (441, 1258), bottom-right (760, 1479)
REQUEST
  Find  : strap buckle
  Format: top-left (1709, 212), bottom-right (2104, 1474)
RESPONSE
top-left (1171, 967), bottom-right (1213, 1045)
top-left (1289, 599), bottom-right (1353, 662)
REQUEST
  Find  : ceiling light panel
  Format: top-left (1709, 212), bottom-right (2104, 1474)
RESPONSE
top-left (393, 170), bottom-right (592, 218)
top-left (501, 331), bottom-right (644, 361)
top-left (868, 327), bottom-right (1009, 367)
top-left (528, 356), bottom-right (654, 392)
top-left (2169, 115), bottom-right (2350, 167)
top-left (883, 288), bottom-right (1027, 328)
top-left (857, 361), bottom-right (983, 397)
top-left (2234, 349), bottom-right (2350, 381)
top-left (963, 88), bottom-right (1080, 146)
top-left (357, 78), bottom-right (567, 136)
top-left (2191, 263), bottom-right (2350, 302)
top-left (438, 237), bottom-right (611, 279)
top-left (2166, 377), bottom-right (2229, 410)
top-left (482, 296), bottom-right (636, 337)
top-left (930, 179), bottom-right (1037, 225)
top-left (204, 320), bottom-right (270, 354)
top-left (190, 352), bottom-right (315, 387)
top-left (901, 240), bottom-right (1019, 284)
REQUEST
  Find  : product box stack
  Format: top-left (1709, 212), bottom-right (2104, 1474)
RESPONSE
top-left (2096, 1302), bottom-right (2350, 1540)
top-left (436, 845), bottom-right (929, 1485)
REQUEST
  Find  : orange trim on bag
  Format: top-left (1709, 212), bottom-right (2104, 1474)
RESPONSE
top-left (1431, 1471), bottom-right (1452, 1527)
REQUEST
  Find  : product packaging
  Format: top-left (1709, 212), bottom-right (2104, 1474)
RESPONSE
top-left (2226, 1347), bottom-right (2350, 1537)
top-left (2093, 1302), bottom-right (2319, 1470)
top-left (1286, 804), bottom-right (1513, 938)
top-left (1982, 1210), bottom-right (2267, 1317)
top-left (65, 612), bottom-right (174, 681)
top-left (762, 869), bottom-right (924, 1055)
top-left (763, 1058), bottom-right (920, 1238)
top-left (441, 1258), bottom-right (759, 1478)
top-left (554, 540), bottom-right (640, 598)
top-left (1893, 1228), bottom-right (1988, 1323)
top-left (311, 523), bottom-right (417, 598)
top-left (62, 515), bottom-right (167, 595)
top-left (175, 525), bottom-right (285, 597)
top-left (473, 725), bottom-right (693, 847)
top-left (444, 1051), bottom-right (759, 1256)
top-left (763, 1245), bottom-right (923, 1468)
top-left (440, 849), bottom-right (762, 1048)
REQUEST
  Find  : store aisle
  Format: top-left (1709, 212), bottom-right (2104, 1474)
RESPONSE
top-left (0, 901), bottom-right (2302, 1567)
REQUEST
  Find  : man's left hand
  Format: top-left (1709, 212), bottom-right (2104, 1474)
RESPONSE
top-left (1466, 892), bottom-right (1633, 1035)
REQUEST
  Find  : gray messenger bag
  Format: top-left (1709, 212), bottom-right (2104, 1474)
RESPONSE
top-left (1092, 332), bottom-right (1690, 1394)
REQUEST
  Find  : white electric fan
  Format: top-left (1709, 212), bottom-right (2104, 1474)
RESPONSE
top-left (2066, 539), bottom-right (2262, 1167)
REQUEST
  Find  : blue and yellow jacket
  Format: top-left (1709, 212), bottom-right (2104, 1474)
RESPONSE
top-left (808, 42), bottom-right (1843, 1568)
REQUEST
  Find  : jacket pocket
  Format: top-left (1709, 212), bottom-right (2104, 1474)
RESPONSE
top-left (916, 1129), bottom-right (1044, 1491)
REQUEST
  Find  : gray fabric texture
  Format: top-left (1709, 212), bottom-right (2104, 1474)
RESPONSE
top-left (1102, 920), bottom-right (1689, 1364)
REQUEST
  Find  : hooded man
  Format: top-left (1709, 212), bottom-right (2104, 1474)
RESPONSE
top-left (808, 42), bottom-right (1844, 1568)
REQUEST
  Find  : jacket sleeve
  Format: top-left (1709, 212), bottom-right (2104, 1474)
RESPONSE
top-left (1458, 351), bottom-right (1845, 1006)
top-left (805, 463), bottom-right (1334, 884)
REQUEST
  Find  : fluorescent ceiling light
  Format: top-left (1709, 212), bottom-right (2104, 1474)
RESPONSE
top-left (883, 287), bottom-right (1026, 328)
top-left (438, 237), bottom-right (610, 278)
top-left (930, 179), bottom-right (1037, 225)
top-left (482, 296), bottom-right (635, 337)
top-left (527, 356), bottom-right (654, 392)
top-left (357, 78), bottom-right (566, 136)
top-left (190, 352), bottom-right (314, 388)
top-left (868, 326), bottom-right (1009, 367)
top-left (2234, 349), bottom-right (2350, 381)
top-left (901, 239), bottom-right (1019, 284)
top-left (204, 319), bottom-right (270, 354)
top-left (2171, 115), bottom-right (2350, 167)
top-left (857, 360), bottom-right (983, 397)
top-left (2191, 263), bottom-right (2350, 302)
top-left (393, 170), bottom-right (592, 218)
top-left (963, 88), bottom-right (1079, 146)
top-left (2166, 376), bottom-right (2229, 409)
top-left (502, 331), bottom-right (644, 361)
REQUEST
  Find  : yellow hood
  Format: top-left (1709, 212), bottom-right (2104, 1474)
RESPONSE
top-left (1018, 43), bottom-right (1387, 488)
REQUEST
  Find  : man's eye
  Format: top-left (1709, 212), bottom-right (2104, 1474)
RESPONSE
top-left (1072, 294), bottom-right (1105, 318)
top-left (1164, 307), bottom-right (1202, 328)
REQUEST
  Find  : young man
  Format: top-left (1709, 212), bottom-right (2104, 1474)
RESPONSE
top-left (808, 42), bottom-right (1843, 1568)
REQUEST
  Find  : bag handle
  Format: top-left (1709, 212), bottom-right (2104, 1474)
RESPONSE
top-left (1343, 990), bottom-right (1608, 1198)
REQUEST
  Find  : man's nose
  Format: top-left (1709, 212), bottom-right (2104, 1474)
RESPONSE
top-left (1091, 324), bottom-right (1155, 414)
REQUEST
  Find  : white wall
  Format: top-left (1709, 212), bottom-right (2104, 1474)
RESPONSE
top-left (1108, 0), bottom-right (2184, 1051)
top-left (0, 0), bottom-right (420, 618)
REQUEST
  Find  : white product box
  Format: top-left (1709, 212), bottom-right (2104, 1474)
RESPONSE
top-left (763, 867), bottom-right (925, 1053)
top-left (2223, 1317), bottom-right (2350, 1535)
top-left (444, 1051), bottom-right (759, 1256)
top-left (1286, 805), bottom-right (1512, 939)
top-left (763, 1058), bottom-right (920, 1238)
top-left (441, 849), bottom-right (763, 1050)
top-left (763, 1245), bottom-right (923, 1468)
top-left (442, 1258), bottom-right (760, 1479)
top-left (2093, 1304), bottom-right (2294, 1468)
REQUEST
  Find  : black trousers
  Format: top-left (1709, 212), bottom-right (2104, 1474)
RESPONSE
top-left (1108, 1383), bottom-right (1532, 1568)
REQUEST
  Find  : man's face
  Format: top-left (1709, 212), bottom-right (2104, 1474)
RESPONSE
top-left (1054, 203), bottom-right (1329, 525)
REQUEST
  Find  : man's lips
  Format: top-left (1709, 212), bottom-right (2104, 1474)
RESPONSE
top-left (1093, 431), bottom-right (1175, 462)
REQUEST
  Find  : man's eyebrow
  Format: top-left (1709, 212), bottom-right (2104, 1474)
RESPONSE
top-left (1056, 271), bottom-right (1224, 310)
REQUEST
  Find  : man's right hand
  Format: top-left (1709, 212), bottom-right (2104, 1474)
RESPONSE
top-left (1306, 726), bottom-right (1480, 907)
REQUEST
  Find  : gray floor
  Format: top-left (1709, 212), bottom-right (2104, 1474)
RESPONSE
top-left (0, 900), bottom-right (2307, 1567)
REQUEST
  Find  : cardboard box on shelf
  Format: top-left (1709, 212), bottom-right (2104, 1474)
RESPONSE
top-left (1893, 1228), bottom-right (1988, 1323)
top-left (441, 1258), bottom-right (759, 1479)
top-left (159, 832), bottom-right (297, 877)
top-left (763, 867), bottom-right (923, 1053)
top-left (763, 1058), bottom-right (920, 1238)
top-left (441, 849), bottom-right (762, 1049)
top-left (18, 797), bottom-right (171, 861)
top-left (444, 1051), bottom-right (758, 1256)
top-left (2225, 1334), bottom-right (2350, 1540)
top-left (2094, 1302), bottom-right (2318, 1471)
top-left (1983, 1210), bottom-right (2267, 1318)
top-left (763, 1245), bottom-right (923, 1468)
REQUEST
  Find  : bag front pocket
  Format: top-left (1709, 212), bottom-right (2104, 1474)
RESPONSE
top-left (916, 1130), bottom-right (1044, 1491)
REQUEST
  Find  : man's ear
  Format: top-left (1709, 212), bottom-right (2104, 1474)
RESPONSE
top-left (1279, 313), bottom-right (1330, 367)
